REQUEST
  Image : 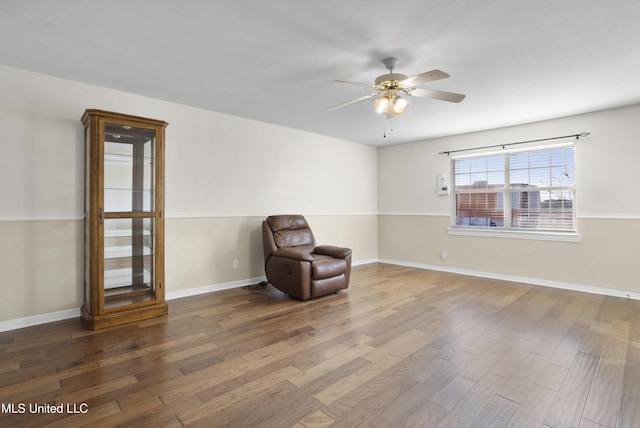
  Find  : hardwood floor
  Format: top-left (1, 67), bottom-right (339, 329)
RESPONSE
top-left (1, 263), bottom-right (639, 427)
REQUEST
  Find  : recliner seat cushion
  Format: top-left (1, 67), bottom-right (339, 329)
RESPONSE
top-left (311, 255), bottom-right (347, 280)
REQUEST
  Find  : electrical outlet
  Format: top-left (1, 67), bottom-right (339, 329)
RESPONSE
top-left (233, 259), bottom-right (239, 269)
top-left (440, 250), bottom-right (447, 260)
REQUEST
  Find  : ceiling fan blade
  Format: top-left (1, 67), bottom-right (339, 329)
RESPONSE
top-left (400, 69), bottom-right (449, 87)
top-left (408, 88), bottom-right (466, 103)
top-left (327, 92), bottom-right (381, 111)
top-left (334, 79), bottom-right (375, 87)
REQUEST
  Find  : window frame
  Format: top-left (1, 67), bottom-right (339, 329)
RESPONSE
top-left (448, 143), bottom-right (580, 242)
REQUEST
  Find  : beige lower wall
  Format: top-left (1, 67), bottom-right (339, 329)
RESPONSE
top-left (165, 214), bottom-right (378, 292)
top-left (165, 217), bottom-right (266, 291)
top-left (305, 215), bottom-right (378, 262)
top-left (0, 220), bottom-right (84, 322)
top-left (379, 215), bottom-right (640, 294)
top-left (0, 215), bottom-right (378, 323)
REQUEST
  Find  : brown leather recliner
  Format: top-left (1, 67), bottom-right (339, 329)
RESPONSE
top-left (262, 215), bottom-right (352, 300)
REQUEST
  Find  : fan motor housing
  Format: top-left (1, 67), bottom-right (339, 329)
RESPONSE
top-left (375, 73), bottom-right (408, 89)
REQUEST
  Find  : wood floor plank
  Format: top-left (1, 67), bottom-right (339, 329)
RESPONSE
top-left (582, 319), bottom-right (629, 428)
top-left (549, 322), bottom-right (590, 368)
top-left (460, 331), bottom-right (521, 382)
top-left (535, 361), bottom-right (569, 392)
top-left (0, 263), bottom-right (639, 427)
top-left (402, 401), bottom-right (449, 428)
top-left (532, 317), bottom-right (573, 358)
top-left (97, 332), bottom-right (211, 368)
top-left (292, 410), bottom-right (335, 428)
top-left (44, 400), bottom-right (122, 428)
top-left (497, 351), bottom-right (549, 403)
top-left (470, 394), bottom-right (519, 428)
top-left (506, 383), bottom-right (557, 428)
top-left (344, 366), bottom-right (454, 427)
top-left (430, 374), bottom-right (477, 411)
top-left (289, 343), bottom-right (374, 387)
top-left (324, 372), bottom-right (418, 427)
top-left (578, 419), bottom-right (608, 428)
top-left (434, 371), bottom-right (505, 428)
top-left (490, 338), bottom-right (539, 378)
top-left (191, 380), bottom-right (309, 428)
top-left (85, 395), bottom-right (165, 427)
top-left (177, 365), bottom-right (303, 426)
top-left (582, 376), bottom-right (622, 428)
top-left (618, 395), bottom-right (640, 428)
top-left (545, 351), bottom-right (600, 428)
top-left (312, 352), bottom-right (402, 405)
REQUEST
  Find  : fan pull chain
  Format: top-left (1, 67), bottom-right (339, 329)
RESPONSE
top-left (383, 117), bottom-right (395, 138)
top-left (383, 118), bottom-right (387, 138)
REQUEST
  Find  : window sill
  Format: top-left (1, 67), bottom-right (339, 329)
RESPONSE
top-left (448, 227), bottom-right (581, 242)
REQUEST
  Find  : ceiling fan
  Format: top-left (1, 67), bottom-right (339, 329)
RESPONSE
top-left (328, 57), bottom-right (465, 118)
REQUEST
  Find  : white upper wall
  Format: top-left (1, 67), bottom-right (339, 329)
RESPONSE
top-left (0, 64), bottom-right (377, 221)
top-left (378, 103), bottom-right (640, 218)
top-left (165, 107), bottom-right (377, 218)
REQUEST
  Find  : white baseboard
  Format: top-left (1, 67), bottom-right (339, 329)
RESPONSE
top-left (353, 258), bottom-right (378, 267)
top-left (165, 276), bottom-right (266, 300)
top-left (0, 308), bottom-right (81, 333)
top-left (377, 258), bottom-right (640, 301)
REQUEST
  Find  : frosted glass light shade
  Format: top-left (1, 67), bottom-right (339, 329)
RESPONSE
top-left (374, 95), bottom-right (391, 115)
top-left (392, 96), bottom-right (410, 115)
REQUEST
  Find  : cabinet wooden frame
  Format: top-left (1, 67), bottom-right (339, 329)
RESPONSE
top-left (81, 109), bottom-right (168, 330)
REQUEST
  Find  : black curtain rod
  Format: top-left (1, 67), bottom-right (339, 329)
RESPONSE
top-left (439, 132), bottom-right (590, 156)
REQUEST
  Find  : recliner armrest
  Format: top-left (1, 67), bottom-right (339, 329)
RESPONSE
top-left (272, 247), bottom-right (314, 262)
top-left (313, 245), bottom-right (352, 259)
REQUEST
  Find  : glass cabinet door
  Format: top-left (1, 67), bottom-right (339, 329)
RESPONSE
top-left (103, 218), bottom-right (156, 308)
top-left (102, 123), bottom-right (158, 309)
top-left (103, 124), bottom-right (155, 213)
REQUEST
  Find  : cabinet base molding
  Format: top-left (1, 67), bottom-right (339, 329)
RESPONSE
top-left (80, 303), bottom-right (168, 330)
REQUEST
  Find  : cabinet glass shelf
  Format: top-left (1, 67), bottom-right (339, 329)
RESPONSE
top-left (104, 153), bottom-right (153, 164)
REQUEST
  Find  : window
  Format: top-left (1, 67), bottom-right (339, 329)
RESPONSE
top-left (451, 144), bottom-right (576, 235)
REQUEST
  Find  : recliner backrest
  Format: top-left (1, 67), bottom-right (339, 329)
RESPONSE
top-left (262, 215), bottom-right (319, 267)
top-left (266, 215), bottom-right (316, 249)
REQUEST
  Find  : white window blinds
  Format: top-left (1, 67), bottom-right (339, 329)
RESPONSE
top-left (452, 144), bottom-right (575, 232)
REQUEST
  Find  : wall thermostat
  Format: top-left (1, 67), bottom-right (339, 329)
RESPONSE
top-left (437, 174), bottom-right (449, 195)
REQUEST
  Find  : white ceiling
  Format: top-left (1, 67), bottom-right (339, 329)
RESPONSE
top-left (1, 0), bottom-right (639, 146)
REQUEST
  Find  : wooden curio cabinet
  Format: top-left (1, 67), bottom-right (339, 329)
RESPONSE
top-left (81, 109), bottom-right (168, 329)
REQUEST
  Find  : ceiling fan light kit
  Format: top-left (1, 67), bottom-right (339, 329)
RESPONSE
top-left (329, 57), bottom-right (465, 121)
top-left (374, 93), bottom-right (410, 117)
